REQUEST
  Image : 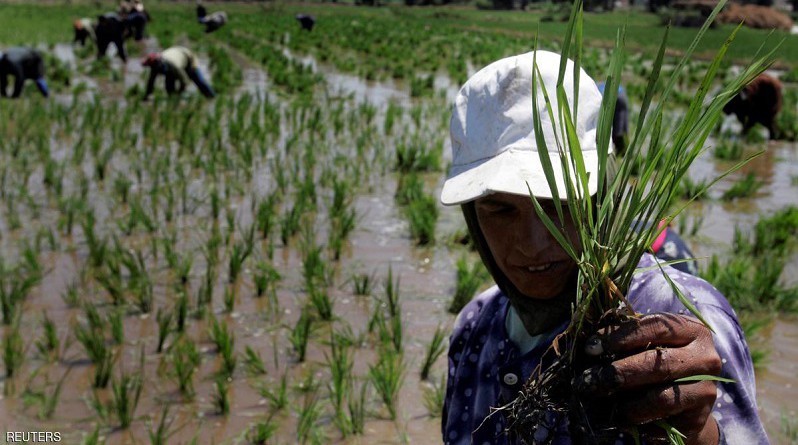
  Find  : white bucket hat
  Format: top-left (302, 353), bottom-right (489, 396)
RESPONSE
top-left (440, 50), bottom-right (606, 206)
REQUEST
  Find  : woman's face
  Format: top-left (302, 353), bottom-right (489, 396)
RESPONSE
top-left (475, 192), bottom-right (580, 300)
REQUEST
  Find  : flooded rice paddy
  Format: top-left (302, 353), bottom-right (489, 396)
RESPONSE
top-left (1, 29), bottom-right (798, 445)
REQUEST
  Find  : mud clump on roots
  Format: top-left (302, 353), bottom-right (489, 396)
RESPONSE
top-left (504, 309), bottom-right (634, 445)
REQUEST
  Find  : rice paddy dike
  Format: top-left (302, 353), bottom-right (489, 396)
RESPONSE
top-left (1, 1), bottom-right (798, 444)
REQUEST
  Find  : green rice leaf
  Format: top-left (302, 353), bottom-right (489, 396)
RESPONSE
top-left (557, 88), bottom-right (590, 210)
top-left (532, 48), bottom-right (563, 221)
top-left (654, 420), bottom-right (687, 445)
top-left (558, 0), bottom-right (582, 91)
top-left (628, 24), bottom-right (668, 151)
top-left (674, 375), bottom-right (736, 384)
top-left (595, 27), bottom-right (625, 197)
top-left (527, 184), bottom-right (579, 262)
top-left (672, 22), bottom-right (742, 153)
top-left (631, 428), bottom-right (642, 445)
top-left (572, 2), bottom-right (583, 121)
top-left (655, 259), bottom-right (715, 333)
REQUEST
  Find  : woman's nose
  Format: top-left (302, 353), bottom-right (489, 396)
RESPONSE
top-left (512, 208), bottom-right (554, 256)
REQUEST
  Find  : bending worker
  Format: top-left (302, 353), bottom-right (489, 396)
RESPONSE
top-left (141, 46), bottom-right (215, 100)
top-left (201, 11), bottom-right (227, 33)
top-left (95, 13), bottom-right (128, 62)
top-left (73, 18), bottom-right (96, 47)
top-left (196, 2), bottom-right (226, 33)
top-left (0, 47), bottom-right (49, 98)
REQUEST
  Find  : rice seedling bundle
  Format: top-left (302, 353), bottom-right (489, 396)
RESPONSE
top-left (503, 1), bottom-right (777, 442)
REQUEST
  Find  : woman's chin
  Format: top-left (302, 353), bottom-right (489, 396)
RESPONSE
top-left (519, 289), bottom-right (562, 301)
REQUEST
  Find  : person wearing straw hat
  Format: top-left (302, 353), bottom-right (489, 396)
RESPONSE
top-left (441, 50), bottom-right (767, 445)
top-left (0, 47), bottom-right (49, 98)
top-left (141, 47), bottom-right (215, 100)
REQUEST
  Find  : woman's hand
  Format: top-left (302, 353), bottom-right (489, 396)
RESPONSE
top-left (575, 313), bottom-right (722, 445)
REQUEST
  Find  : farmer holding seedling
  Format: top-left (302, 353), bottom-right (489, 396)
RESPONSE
top-left (440, 51), bottom-right (767, 444)
top-left (141, 47), bottom-right (215, 100)
top-left (0, 47), bottom-right (49, 98)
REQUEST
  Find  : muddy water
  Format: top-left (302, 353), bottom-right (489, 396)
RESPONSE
top-left (687, 130), bottom-right (798, 267)
top-left (756, 317), bottom-right (798, 443)
top-left (3, 42), bottom-right (797, 445)
top-left (1, 186), bottom-right (453, 444)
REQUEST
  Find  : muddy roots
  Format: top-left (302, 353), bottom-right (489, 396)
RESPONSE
top-left (505, 309), bottom-right (634, 445)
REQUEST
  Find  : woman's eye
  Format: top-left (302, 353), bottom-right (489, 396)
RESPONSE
top-left (538, 201), bottom-right (558, 213)
top-left (484, 203), bottom-right (514, 214)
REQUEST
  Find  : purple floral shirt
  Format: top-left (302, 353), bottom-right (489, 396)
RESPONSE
top-left (442, 253), bottom-right (769, 445)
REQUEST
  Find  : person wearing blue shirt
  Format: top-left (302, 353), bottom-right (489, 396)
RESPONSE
top-left (439, 51), bottom-right (768, 445)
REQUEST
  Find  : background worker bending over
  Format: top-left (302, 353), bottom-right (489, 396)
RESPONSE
top-left (142, 46), bottom-right (215, 100)
top-left (0, 47), bottom-right (49, 98)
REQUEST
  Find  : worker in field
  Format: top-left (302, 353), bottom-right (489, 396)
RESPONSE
top-left (295, 14), bottom-right (316, 31)
top-left (95, 12), bottom-right (128, 62)
top-left (141, 47), bottom-right (215, 100)
top-left (723, 73), bottom-right (782, 140)
top-left (124, 3), bottom-right (150, 41)
top-left (119, 1), bottom-right (133, 15)
top-left (196, 3), bottom-right (227, 34)
top-left (73, 18), bottom-right (96, 47)
top-left (196, 1), bottom-right (207, 22)
top-left (0, 47), bottom-right (49, 98)
top-left (201, 11), bottom-right (227, 33)
top-left (114, 0), bottom-right (149, 41)
top-left (598, 81), bottom-right (629, 156)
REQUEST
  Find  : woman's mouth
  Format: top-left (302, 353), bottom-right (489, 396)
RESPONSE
top-left (526, 263), bottom-right (554, 272)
